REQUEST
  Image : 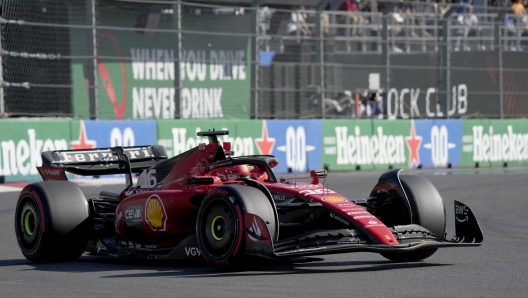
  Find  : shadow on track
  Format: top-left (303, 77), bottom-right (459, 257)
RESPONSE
top-left (2, 255), bottom-right (451, 278)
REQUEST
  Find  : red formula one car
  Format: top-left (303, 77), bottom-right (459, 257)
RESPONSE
top-left (15, 130), bottom-right (483, 270)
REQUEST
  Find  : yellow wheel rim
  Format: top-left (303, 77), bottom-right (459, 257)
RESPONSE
top-left (24, 210), bottom-right (34, 236)
top-left (211, 215), bottom-right (225, 241)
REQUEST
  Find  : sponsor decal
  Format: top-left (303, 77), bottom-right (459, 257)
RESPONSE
top-left (124, 188), bottom-right (147, 197)
top-left (118, 241), bottom-right (157, 249)
top-left (125, 206), bottom-right (142, 221)
top-left (455, 204), bottom-right (469, 223)
top-left (248, 216), bottom-right (262, 241)
top-left (299, 189), bottom-right (336, 197)
top-left (209, 188), bottom-right (229, 196)
top-left (56, 147), bottom-right (154, 164)
top-left (329, 212), bottom-right (350, 226)
top-left (255, 120), bottom-right (276, 155)
top-left (463, 125), bottom-right (528, 163)
top-left (346, 211), bottom-right (369, 215)
top-left (332, 126), bottom-right (406, 166)
top-left (322, 196), bottom-right (346, 203)
top-left (265, 120), bottom-right (322, 173)
top-left (296, 184), bottom-right (320, 189)
top-left (185, 247), bottom-right (202, 257)
top-left (0, 129), bottom-right (68, 178)
top-left (137, 169), bottom-right (157, 188)
top-left (385, 84), bottom-right (468, 119)
top-left (44, 169), bottom-right (61, 176)
top-left (70, 121), bottom-right (97, 150)
top-left (405, 120), bottom-right (423, 168)
top-left (123, 205), bottom-right (148, 242)
top-left (364, 220), bottom-right (385, 229)
top-left (419, 121), bottom-right (460, 168)
top-left (145, 195), bottom-right (167, 231)
top-left (37, 166), bottom-right (68, 181)
top-left (275, 125), bottom-right (316, 172)
top-left (352, 215), bottom-right (376, 220)
top-left (273, 194), bottom-right (289, 201)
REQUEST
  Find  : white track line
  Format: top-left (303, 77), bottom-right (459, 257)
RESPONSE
top-left (0, 177), bottom-right (132, 194)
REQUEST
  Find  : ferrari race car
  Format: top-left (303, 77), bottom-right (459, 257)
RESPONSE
top-left (15, 130), bottom-right (483, 270)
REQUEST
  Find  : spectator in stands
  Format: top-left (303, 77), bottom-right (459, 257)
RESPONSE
top-left (424, 0), bottom-right (450, 37)
top-left (508, 0), bottom-right (527, 49)
top-left (456, 0), bottom-right (472, 13)
top-left (454, 5), bottom-right (479, 51)
top-left (338, 0), bottom-right (364, 36)
top-left (391, 5), bottom-right (406, 52)
top-left (512, 0), bottom-right (527, 27)
top-left (286, 6), bottom-right (312, 39)
top-left (351, 90), bottom-right (382, 119)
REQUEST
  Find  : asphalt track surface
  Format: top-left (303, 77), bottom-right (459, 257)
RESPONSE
top-left (1, 169), bottom-right (527, 298)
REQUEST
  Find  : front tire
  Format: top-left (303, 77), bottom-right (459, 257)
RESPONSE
top-left (15, 181), bottom-right (91, 262)
top-left (381, 175), bottom-right (446, 262)
top-left (196, 185), bottom-right (276, 271)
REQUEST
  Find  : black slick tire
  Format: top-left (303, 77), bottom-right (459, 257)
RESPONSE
top-left (196, 185), bottom-right (276, 271)
top-left (15, 181), bottom-right (91, 262)
top-left (381, 175), bottom-right (446, 262)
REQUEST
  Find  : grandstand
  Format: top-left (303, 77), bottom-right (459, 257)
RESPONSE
top-left (1, 0), bottom-right (527, 119)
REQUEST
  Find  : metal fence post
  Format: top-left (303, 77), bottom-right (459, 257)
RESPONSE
top-left (86, 0), bottom-right (98, 119)
top-left (251, 1), bottom-right (262, 119)
top-left (0, 18), bottom-right (4, 118)
top-left (382, 3), bottom-right (399, 115)
top-left (172, 1), bottom-right (182, 119)
top-left (494, 11), bottom-right (505, 119)
top-left (441, 6), bottom-right (458, 119)
top-left (315, 0), bottom-right (328, 119)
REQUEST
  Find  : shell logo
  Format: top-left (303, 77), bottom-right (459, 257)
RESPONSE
top-left (145, 195), bottom-right (167, 231)
top-left (322, 196), bottom-right (347, 203)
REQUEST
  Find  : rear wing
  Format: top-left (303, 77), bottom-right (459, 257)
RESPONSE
top-left (38, 145), bottom-right (167, 185)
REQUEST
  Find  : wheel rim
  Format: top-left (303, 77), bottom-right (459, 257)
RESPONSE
top-left (24, 210), bottom-right (35, 236)
top-left (16, 198), bottom-right (41, 252)
top-left (211, 216), bottom-right (226, 241)
top-left (201, 200), bottom-right (237, 258)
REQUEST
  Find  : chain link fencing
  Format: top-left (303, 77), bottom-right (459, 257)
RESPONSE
top-left (1, 0), bottom-right (527, 119)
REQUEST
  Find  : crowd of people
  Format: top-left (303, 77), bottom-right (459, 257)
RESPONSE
top-left (281, 0), bottom-right (528, 51)
top-left (280, 0), bottom-right (527, 119)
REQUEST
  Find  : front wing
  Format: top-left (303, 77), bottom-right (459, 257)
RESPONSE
top-left (270, 200), bottom-right (483, 258)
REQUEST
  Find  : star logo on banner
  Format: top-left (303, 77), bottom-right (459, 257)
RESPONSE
top-left (70, 121), bottom-right (97, 150)
top-left (405, 120), bottom-right (422, 169)
top-left (255, 120), bottom-right (276, 155)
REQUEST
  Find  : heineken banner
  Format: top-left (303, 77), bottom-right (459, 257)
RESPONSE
top-left (461, 119), bottom-right (528, 168)
top-left (322, 119), bottom-right (463, 171)
top-left (0, 120), bottom-right (71, 182)
top-left (71, 120), bottom-right (157, 150)
top-left (2, 118), bottom-right (528, 183)
top-left (69, 4), bottom-right (252, 120)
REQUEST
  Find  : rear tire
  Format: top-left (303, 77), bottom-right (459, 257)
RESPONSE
top-left (196, 185), bottom-right (276, 271)
top-left (15, 181), bottom-right (91, 262)
top-left (381, 175), bottom-right (446, 262)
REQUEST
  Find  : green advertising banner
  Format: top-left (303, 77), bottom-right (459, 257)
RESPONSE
top-left (0, 119), bottom-right (71, 182)
top-left (157, 120), bottom-right (262, 158)
top-left (322, 120), bottom-right (414, 171)
top-left (69, 4), bottom-right (251, 120)
top-left (461, 119), bottom-right (528, 168)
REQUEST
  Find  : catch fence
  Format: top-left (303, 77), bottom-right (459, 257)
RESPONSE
top-left (1, 0), bottom-right (527, 120)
